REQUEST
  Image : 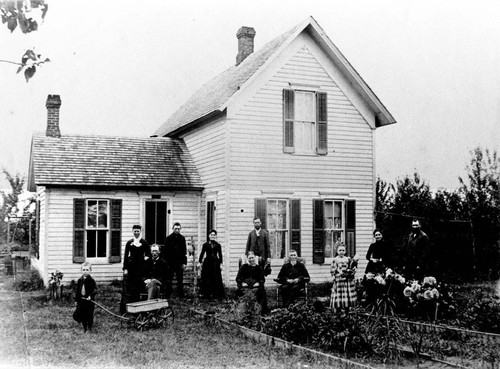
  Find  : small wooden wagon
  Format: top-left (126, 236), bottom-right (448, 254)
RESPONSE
top-left (121, 299), bottom-right (174, 331)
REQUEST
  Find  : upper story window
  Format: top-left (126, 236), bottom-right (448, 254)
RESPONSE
top-left (283, 89), bottom-right (327, 155)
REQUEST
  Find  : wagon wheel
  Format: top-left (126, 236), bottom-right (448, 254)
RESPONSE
top-left (156, 306), bottom-right (174, 328)
top-left (134, 312), bottom-right (150, 331)
top-left (120, 313), bottom-right (134, 329)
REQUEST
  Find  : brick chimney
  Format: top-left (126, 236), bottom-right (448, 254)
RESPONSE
top-left (46, 94), bottom-right (61, 138)
top-left (236, 26), bottom-right (256, 66)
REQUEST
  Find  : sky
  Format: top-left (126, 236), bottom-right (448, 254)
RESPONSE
top-left (1, 0), bottom-right (499, 190)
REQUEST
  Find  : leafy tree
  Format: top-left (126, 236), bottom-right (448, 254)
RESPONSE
top-left (459, 147), bottom-right (500, 279)
top-left (376, 173), bottom-right (475, 281)
top-left (0, 0), bottom-right (49, 81)
top-left (0, 169), bottom-right (35, 247)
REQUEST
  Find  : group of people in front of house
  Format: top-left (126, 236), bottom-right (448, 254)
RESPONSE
top-left (74, 217), bottom-right (430, 332)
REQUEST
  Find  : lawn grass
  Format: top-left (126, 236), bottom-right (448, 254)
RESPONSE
top-left (0, 277), bottom-right (338, 369)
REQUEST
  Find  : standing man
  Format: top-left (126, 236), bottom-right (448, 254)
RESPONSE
top-left (245, 218), bottom-right (271, 273)
top-left (403, 219), bottom-right (430, 280)
top-left (163, 222), bottom-right (187, 298)
top-left (121, 225), bottom-right (150, 313)
top-left (276, 250), bottom-right (310, 307)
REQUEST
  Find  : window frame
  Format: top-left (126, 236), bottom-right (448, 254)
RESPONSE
top-left (85, 199), bottom-right (110, 261)
top-left (294, 90), bottom-right (316, 154)
top-left (283, 88), bottom-right (328, 155)
top-left (266, 198), bottom-right (290, 262)
top-left (323, 199), bottom-right (345, 262)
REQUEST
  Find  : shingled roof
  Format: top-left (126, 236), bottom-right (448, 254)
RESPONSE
top-left (153, 23), bottom-right (302, 137)
top-left (154, 16), bottom-right (396, 138)
top-left (28, 132), bottom-right (203, 191)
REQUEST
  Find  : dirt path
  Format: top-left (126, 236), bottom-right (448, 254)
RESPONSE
top-left (0, 273), bottom-right (31, 369)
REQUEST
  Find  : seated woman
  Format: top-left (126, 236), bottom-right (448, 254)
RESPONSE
top-left (275, 250), bottom-right (310, 307)
top-left (236, 252), bottom-right (268, 313)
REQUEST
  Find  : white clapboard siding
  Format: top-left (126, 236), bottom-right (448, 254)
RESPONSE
top-left (166, 34), bottom-right (378, 286)
top-left (222, 42), bottom-right (375, 284)
top-left (38, 188), bottom-right (200, 284)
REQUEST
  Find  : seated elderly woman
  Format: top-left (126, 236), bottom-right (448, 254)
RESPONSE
top-left (236, 252), bottom-right (268, 313)
top-left (275, 250), bottom-right (310, 307)
top-left (143, 244), bottom-right (170, 300)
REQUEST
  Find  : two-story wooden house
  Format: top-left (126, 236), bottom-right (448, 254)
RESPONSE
top-left (28, 17), bottom-right (395, 285)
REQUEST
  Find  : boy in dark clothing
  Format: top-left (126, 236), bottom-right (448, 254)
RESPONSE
top-left (74, 262), bottom-right (98, 333)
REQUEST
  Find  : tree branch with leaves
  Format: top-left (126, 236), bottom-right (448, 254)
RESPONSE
top-left (0, 0), bottom-right (49, 81)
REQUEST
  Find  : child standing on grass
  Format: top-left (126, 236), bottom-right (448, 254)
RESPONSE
top-left (330, 244), bottom-right (357, 312)
top-left (74, 262), bottom-right (98, 333)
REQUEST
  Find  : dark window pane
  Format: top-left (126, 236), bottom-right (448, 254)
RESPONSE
top-left (87, 230), bottom-right (96, 257)
top-left (97, 230), bottom-right (107, 257)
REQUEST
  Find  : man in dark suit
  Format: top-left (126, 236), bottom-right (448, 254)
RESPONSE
top-left (162, 222), bottom-right (187, 298)
top-left (245, 217), bottom-right (271, 265)
top-left (143, 244), bottom-right (170, 299)
top-left (402, 219), bottom-right (431, 280)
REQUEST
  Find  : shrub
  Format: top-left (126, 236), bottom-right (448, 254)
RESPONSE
top-left (7, 269), bottom-right (45, 291)
top-left (462, 294), bottom-right (500, 333)
top-left (261, 303), bottom-right (372, 356)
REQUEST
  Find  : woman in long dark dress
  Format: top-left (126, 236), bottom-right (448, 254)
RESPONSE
top-left (198, 230), bottom-right (225, 299)
top-left (120, 225), bottom-right (150, 313)
top-left (365, 228), bottom-right (394, 274)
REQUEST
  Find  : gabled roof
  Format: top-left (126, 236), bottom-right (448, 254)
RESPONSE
top-left (28, 132), bottom-right (203, 191)
top-left (154, 16), bottom-right (396, 138)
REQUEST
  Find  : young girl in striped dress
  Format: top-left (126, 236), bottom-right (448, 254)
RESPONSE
top-left (330, 244), bottom-right (357, 311)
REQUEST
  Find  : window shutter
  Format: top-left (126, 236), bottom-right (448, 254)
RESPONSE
top-left (254, 198), bottom-right (267, 229)
top-left (109, 199), bottom-right (122, 263)
top-left (73, 198), bottom-right (85, 263)
top-left (316, 92), bottom-right (328, 155)
top-left (290, 199), bottom-right (301, 257)
top-left (345, 200), bottom-right (356, 257)
top-left (312, 199), bottom-right (325, 264)
top-left (283, 89), bottom-right (295, 153)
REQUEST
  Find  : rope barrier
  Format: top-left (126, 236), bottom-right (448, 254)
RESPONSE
top-left (374, 210), bottom-right (471, 224)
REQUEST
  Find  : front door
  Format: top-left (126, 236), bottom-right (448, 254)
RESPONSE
top-left (144, 200), bottom-right (168, 246)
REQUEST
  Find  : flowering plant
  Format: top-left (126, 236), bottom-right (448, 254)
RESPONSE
top-left (49, 270), bottom-right (63, 285)
top-left (341, 254), bottom-right (359, 280)
top-left (403, 276), bottom-right (440, 303)
top-left (362, 268), bottom-right (406, 304)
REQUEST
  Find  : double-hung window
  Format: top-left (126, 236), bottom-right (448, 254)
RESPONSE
top-left (267, 199), bottom-right (289, 259)
top-left (73, 198), bottom-right (122, 264)
top-left (323, 200), bottom-right (345, 258)
top-left (86, 200), bottom-right (109, 258)
top-left (253, 198), bottom-right (301, 261)
top-left (283, 89), bottom-right (327, 155)
top-left (313, 199), bottom-right (356, 264)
